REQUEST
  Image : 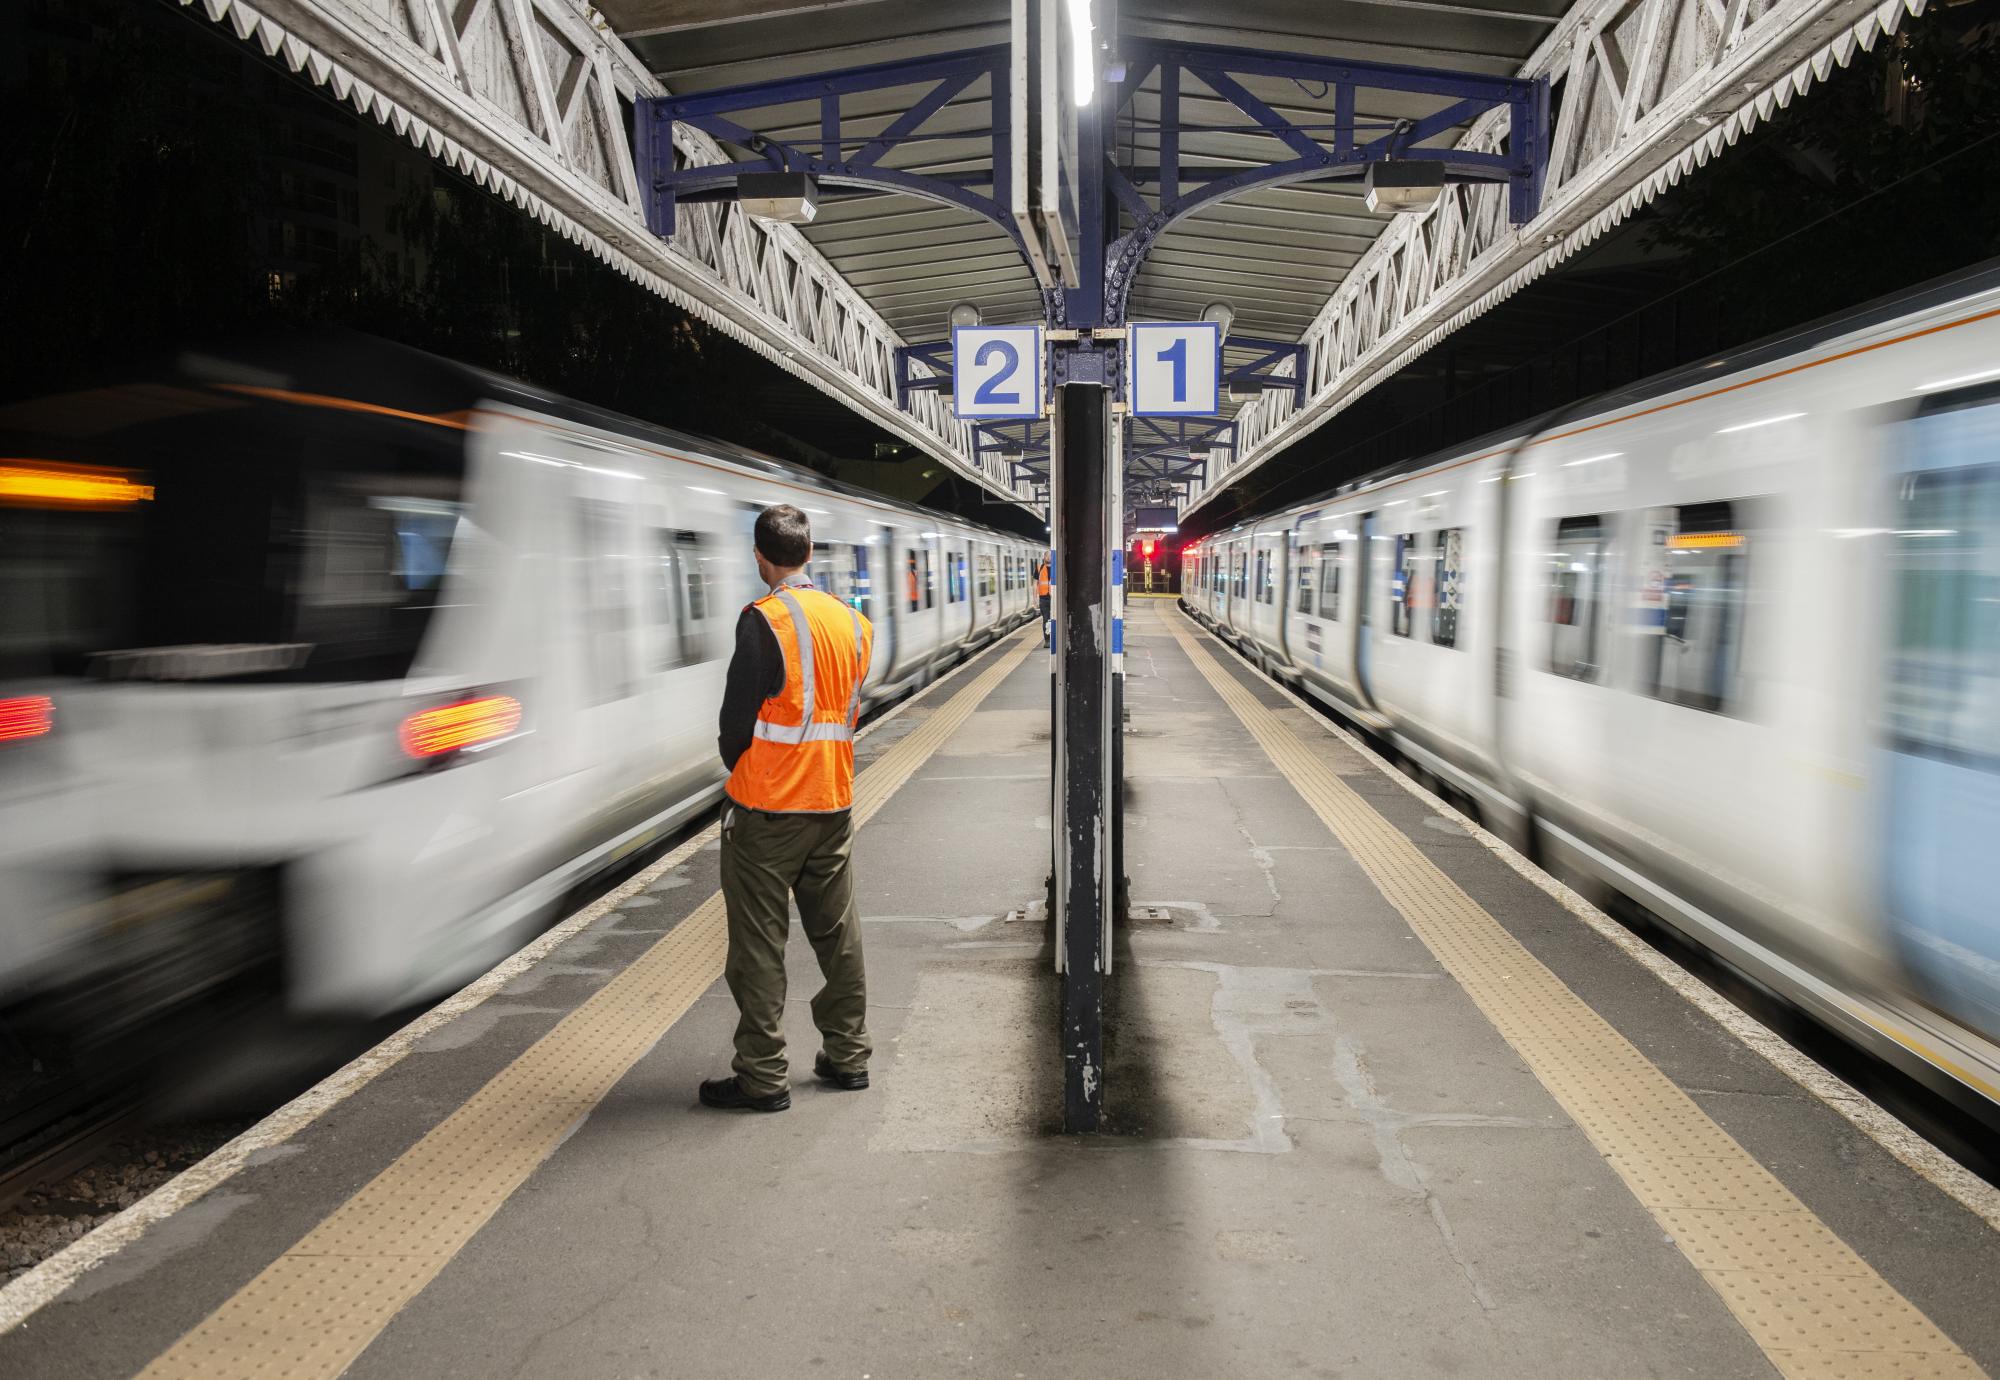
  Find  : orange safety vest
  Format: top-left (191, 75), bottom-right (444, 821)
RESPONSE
top-left (1036, 560), bottom-right (1051, 597)
top-left (726, 582), bottom-right (874, 814)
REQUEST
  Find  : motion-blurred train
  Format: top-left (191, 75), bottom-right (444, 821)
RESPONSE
top-left (0, 338), bottom-right (1039, 1028)
top-left (1185, 263), bottom-right (2000, 1117)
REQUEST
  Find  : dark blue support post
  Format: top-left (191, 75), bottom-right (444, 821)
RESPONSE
top-left (1055, 377), bottom-right (1111, 1134)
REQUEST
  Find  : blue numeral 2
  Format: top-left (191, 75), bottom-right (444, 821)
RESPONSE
top-left (973, 341), bottom-right (1021, 405)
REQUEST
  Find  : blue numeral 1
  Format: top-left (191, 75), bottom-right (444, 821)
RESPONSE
top-left (1158, 337), bottom-right (1187, 403)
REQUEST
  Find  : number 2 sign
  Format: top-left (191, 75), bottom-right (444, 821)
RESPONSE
top-left (952, 325), bottom-right (1044, 420)
top-left (1129, 321), bottom-right (1221, 416)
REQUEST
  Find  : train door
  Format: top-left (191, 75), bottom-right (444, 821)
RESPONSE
top-left (971, 543), bottom-right (993, 636)
top-left (1882, 389), bottom-right (2000, 1037)
top-left (1355, 511), bottom-right (1378, 705)
top-left (567, 483), bottom-right (653, 842)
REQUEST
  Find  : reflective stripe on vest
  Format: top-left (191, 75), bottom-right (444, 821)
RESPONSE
top-left (726, 585), bottom-right (874, 814)
top-left (749, 591), bottom-right (867, 745)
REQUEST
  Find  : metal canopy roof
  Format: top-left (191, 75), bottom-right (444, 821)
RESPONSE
top-left (604, 0), bottom-right (1561, 401)
top-left (189, 0), bottom-right (1928, 519)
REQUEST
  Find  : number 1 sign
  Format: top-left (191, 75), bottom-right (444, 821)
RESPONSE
top-left (952, 325), bottom-right (1045, 420)
top-left (1129, 322), bottom-right (1221, 416)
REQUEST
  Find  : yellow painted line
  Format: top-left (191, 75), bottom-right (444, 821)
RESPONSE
top-left (137, 629), bottom-right (1039, 1380)
top-left (1160, 607), bottom-right (1983, 1380)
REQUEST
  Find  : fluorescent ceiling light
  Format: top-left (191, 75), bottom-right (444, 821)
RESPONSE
top-left (736, 171), bottom-right (819, 225)
top-left (1716, 412), bottom-right (1804, 434)
top-left (1066, 0), bottom-right (1093, 106)
top-left (1364, 160), bottom-right (1445, 214)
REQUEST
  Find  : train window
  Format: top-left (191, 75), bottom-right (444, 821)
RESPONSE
top-left (1296, 554), bottom-right (1314, 614)
top-left (846, 543), bottom-right (869, 616)
top-left (649, 528), bottom-right (680, 670)
top-left (575, 501), bottom-right (635, 702)
top-left (1887, 457), bottom-right (2000, 759)
top-left (1319, 542), bottom-right (1340, 620)
top-left (921, 548), bottom-right (936, 608)
top-left (651, 528), bottom-right (718, 668)
top-left (809, 541), bottom-right (836, 601)
top-left (1256, 548), bottom-right (1275, 604)
top-left (1547, 515), bottom-right (1607, 682)
top-left (1232, 552), bottom-right (1245, 598)
top-left (978, 553), bottom-right (996, 598)
top-left (1391, 534), bottom-right (1417, 637)
top-left (1431, 528), bottom-right (1464, 649)
top-left (1636, 503), bottom-right (1749, 713)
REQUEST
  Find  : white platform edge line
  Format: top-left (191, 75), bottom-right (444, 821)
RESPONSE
top-left (1172, 605), bottom-right (2000, 1236)
top-left (0, 625), bottom-right (1032, 1335)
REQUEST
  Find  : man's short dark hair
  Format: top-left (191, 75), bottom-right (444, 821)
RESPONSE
top-left (755, 504), bottom-right (812, 568)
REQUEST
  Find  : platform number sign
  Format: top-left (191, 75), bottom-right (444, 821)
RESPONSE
top-left (952, 325), bottom-right (1044, 420)
top-left (1129, 321), bottom-right (1221, 416)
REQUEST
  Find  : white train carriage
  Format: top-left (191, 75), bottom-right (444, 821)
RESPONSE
top-left (1187, 263), bottom-right (2000, 1115)
top-left (0, 338), bottom-right (1038, 1021)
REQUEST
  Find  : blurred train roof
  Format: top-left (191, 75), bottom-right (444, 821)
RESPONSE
top-left (0, 330), bottom-right (1033, 543)
top-left (1202, 254), bottom-right (2000, 532)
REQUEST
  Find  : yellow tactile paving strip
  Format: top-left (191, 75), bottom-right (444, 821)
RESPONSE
top-left (137, 630), bottom-right (1038, 1380)
top-left (1163, 609), bottom-right (1982, 1380)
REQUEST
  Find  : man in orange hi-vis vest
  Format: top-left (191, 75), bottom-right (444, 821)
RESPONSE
top-left (701, 504), bottom-right (875, 1113)
top-left (1036, 554), bottom-right (1052, 647)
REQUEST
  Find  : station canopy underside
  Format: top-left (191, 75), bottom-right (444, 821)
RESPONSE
top-left (606, 0), bottom-right (1559, 342)
top-left (599, 0), bottom-right (1564, 476)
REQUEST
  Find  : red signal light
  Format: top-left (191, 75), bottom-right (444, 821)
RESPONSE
top-left (0, 695), bottom-right (53, 744)
top-left (399, 694), bottom-right (522, 759)
top-left (1142, 539), bottom-right (1156, 558)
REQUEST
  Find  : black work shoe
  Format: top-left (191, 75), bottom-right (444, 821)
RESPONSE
top-left (814, 1053), bottom-right (869, 1091)
top-left (698, 1076), bottom-right (790, 1112)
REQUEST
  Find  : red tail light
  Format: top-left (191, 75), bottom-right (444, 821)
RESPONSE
top-left (398, 694), bottom-right (521, 759)
top-left (0, 695), bottom-right (54, 744)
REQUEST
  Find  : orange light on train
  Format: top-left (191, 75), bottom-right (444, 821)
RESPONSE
top-left (1666, 532), bottom-right (1745, 550)
top-left (0, 462), bottom-right (155, 509)
top-left (399, 695), bottom-right (522, 759)
top-left (0, 696), bottom-right (54, 745)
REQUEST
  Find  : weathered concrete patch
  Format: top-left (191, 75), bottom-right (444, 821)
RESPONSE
top-left (934, 708), bottom-right (1044, 759)
top-left (871, 956), bottom-right (1059, 1152)
top-left (1107, 962), bottom-right (1263, 1145)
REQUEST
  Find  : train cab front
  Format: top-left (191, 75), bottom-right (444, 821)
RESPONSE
top-left (0, 346), bottom-right (532, 1030)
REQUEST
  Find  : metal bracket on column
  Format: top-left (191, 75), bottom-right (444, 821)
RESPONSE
top-left (1223, 337), bottom-right (1308, 408)
top-left (1099, 40), bottom-right (1548, 321)
top-left (894, 343), bottom-right (954, 411)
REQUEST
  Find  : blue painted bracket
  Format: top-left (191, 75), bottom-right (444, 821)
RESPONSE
top-left (1101, 39), bottom-right (1549, 321)
top-left (973, 419), bottom-right (1051, 478)
top-left (894, 342), bottom-right (954, 410)
top-left (1126, 415), bottom-right (1236, 488)
top-left (632, 45), bottom-right (1022, 254)
top-left (1223, 335), bottom-right (1309, 407)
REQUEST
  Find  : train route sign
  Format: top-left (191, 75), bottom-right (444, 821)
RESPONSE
top-left (1129, 321), bottom-right (1221, 416)
top-left (953, 324), bottom-right (1045, 420)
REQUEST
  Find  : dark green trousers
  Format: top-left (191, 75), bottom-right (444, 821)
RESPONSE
top-left (718, 804), bottom-right (870, 1096)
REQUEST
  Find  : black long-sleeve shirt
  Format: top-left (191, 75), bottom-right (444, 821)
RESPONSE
top-left (717, 605), bottom-right (785, 772)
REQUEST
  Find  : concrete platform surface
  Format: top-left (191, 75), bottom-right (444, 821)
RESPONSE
top-left (0, 607), bottom-right (1994, 1380)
